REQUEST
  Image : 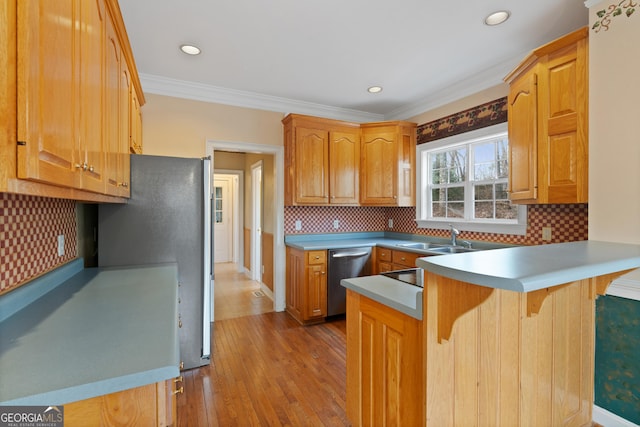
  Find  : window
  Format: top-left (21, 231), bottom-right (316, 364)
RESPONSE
top-left (416, 123), bottom-right (527, 235)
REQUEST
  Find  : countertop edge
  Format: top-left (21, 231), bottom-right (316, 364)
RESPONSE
top-left (1, 366), bottom-right (181, 406)
top-left (341, 276), bottom-right (423, 320)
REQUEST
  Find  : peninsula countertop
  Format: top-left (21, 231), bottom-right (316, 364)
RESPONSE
top-left (0, 261), bottom-right (180, 405)
top-left (416, 240), bottom-right (640, 293)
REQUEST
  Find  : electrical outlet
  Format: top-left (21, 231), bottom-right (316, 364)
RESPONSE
top-left (542, 227), bottom-right (552, 241)
top-left (333, 219), bottom-right (340, 229)
top-left (388, 218), bottom-right (393, 229)
top-left (57, 234), bottom-right (65, 256)
top-left (295, 220), bottom-right (302, 231)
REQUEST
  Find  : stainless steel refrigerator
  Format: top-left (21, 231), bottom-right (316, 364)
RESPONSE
top-left (98, 154), bottom-right (212, 370)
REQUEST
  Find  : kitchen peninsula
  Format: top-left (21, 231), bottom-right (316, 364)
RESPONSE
top-left (343, 240), bottom-right (640, 426)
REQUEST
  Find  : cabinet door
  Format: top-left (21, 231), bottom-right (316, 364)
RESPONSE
top-left (508, 69), bottom-right (538, 202)
top-left (347, 293), bottom-right (423, 426)
top-left (360, 129), bottom-right (397, 205)
top-left (286, 248), bottom-right (303, 322)
top-left (78, 0), bottom-right (106, 193)
top-left (118, 60), bottom-right (131, 197)
top-left (329, 130), bottom-right (359, 204)
top-left (295, 127), bottom-right (329, 204)
top-left (17, 0), bottom-right (79, 188)
top-left (539, 40), bottom-right (588, 203)
top-left (104, 11), bottom-right (121, 196)
top-left (305, 263), bottom-right (327, 320)
top-left (130, 88), bottom-right (143, 154)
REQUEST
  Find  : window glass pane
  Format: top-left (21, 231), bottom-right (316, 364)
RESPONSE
top-left (448, 186), bottom-right (464, 201)
top-left (475, 201), bottom-right (494, 219)
top-left (447, 202), bottom-right (464, 218)
top-left (432, 168), bottom-right (446, 185)
top-left (497, 139), bottom-right (509, 161)
top-left (474, 184), bottom-right (493, 200)
top-left (215, 212), bottom-right (222, 223)
top-left (496, 201), bottom-right (518, 219)
top-left (215, 187), bottom-right (222, 197)
top-left (474, 163), bottom-right (495, 180)
top-left (495, 182), bottom-right (509, 199)
top-left (497, 160), bottom-right (508, 179)
top-left (432, 202), bottom-right (446, 217)
top-left (473, 143), bottom-right (495, 163)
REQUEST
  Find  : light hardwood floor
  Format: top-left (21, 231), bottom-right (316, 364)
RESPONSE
top-left (213, 262), bottom-right (274, 321)
top-left (177, 312), bottom-right (349, 426)
top-left (177, 262), bottom-right (349, 426)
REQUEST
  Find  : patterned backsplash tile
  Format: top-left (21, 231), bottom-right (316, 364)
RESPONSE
top-left (0, 193), bottom-right (77, 294)
top-left (285, 204), bottom-right (588, 246)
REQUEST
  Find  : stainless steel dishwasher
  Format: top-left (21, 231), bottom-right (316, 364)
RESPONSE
top-left (327, 247), bottom-right (372, 316)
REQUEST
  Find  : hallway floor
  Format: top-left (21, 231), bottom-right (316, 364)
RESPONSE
top-left (213, 262), bottom-right (274, 321)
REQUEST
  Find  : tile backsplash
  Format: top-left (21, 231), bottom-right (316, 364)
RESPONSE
top-left (0, 193), bottom-right (77, 294)
top-left (285, 204), bottom-right (588, 246)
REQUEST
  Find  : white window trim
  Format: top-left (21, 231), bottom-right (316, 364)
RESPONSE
top-left (416, 122), bottom-right (527, 236)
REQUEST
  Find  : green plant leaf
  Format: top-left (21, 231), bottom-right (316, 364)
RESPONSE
top-left (613, 7), bottom-right (622, 16)
top-left (597, 9), bottom-right (606, 17)
top-left (626, 7), bottom-right (635, 17)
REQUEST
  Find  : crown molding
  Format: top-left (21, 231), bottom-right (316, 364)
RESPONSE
top-left (139, 73), bottom-right (383, 123)
top-left (384, 56), bottom-right (520, 121)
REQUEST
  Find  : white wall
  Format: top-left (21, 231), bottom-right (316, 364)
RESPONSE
top-left (588, 1), bottom-right (640, 244)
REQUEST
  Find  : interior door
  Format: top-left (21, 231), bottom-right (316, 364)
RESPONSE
top-left (213, 176), bottom-right (233, 263)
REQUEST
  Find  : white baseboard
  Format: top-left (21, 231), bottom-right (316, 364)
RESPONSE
top-left (593, 405), bottom-right (639, 427)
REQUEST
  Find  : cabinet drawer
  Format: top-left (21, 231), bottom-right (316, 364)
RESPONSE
top-left (392, 250), bottom-right (420, 268)
top-left (307, 250), bottom-right (326, 265)
top-left (377, 248), bottom-right (392, 262)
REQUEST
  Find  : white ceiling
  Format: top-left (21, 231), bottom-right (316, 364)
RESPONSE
top-left (119, 0), bottom-right (588, 122)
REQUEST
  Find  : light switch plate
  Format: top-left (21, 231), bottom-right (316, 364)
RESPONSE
top-left (542, 227), bottom-right (552, 241)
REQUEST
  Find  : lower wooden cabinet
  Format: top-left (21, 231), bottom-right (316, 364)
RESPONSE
top-left (64, 379), bottom-right (179, 427)
top-left (286, 247), bottom-right (327, 324)
top-left (375, 247), bottom-right (422, 273)
top-left (346, 290), bottom-right (423, 426)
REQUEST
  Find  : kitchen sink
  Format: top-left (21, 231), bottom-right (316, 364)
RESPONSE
top-left (395, 242), bottom-right (447, 250)
top-left (428, 246), bottom-right (477, 254)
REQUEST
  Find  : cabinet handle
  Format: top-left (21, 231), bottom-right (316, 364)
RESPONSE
top-left (88, 165), bottom-right (94, 173)
top-left (74, 163), bottom-right (88, 170)
top-left (401, 257), bottom-right (406, 261)
top-left (173, 386), bottom-right (184, 395)
top-left (174, 376), bottom-right (183, 383)
top-left (179, 361), bottom-right (184, 370)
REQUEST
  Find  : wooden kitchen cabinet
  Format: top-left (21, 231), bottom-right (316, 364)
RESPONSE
top-left (346, 289), bottom-right (423, 426)
top-left (505, 27), bottom-right (588, 204)
top-left (285, 247), bottom-right (328, 324)
top-left (360, 121), bottom-right (416, 206)
top-left (0, 0), bottom-right (143, 202)
top-left (65, 378), bottom-right (179, 426)
top-left (283, 114), bottom-right (360, 205)
top-left (375, 247), bottom-right (421, 273)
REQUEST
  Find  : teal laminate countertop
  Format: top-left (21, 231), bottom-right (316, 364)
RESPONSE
top-left (416, 240), bottom-right (640, 293)
top-left (0, 262), bottom-right (180, 405)
top-left (341, 276), bottom-right (423, 320)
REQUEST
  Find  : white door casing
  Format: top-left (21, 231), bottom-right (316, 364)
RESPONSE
top-left (207, 140), bottom-right (285, 313)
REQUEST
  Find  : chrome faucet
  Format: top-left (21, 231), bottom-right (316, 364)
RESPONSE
top-left (449, 224), bottom-right (460, 246)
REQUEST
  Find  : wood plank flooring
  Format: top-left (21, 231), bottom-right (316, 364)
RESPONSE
top-left (177, 313), bottom-right (349, 426)
top-left (214, 262), bottom-right (274, 321)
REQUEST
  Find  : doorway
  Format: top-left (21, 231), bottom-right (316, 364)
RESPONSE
top-left (213, 174), bottom-right (237, 264)
top-left (207, 140), bottom-right (286, 320)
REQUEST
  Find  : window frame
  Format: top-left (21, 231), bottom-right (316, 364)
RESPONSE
top-left (416, 122), bottom-right (527, 235)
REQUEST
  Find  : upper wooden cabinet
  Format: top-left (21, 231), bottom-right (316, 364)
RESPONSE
top-left (283, 114), bottom-right (360, 205)
top-left (360, 121), bottom-right (417, 206)
top-left (505, 27), bottom-right (588, 204)
top-left (283, 114), bottom-right (416, 207)
top-left (1, 0), bottom-right (144, 202)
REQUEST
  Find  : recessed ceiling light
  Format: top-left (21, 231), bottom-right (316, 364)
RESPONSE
top-left (180, 44), bottom-right (201, 55)
top-left (484, 10), bottom-right (510, 26)
top-left (367, 86), bottom-right (383, 94)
